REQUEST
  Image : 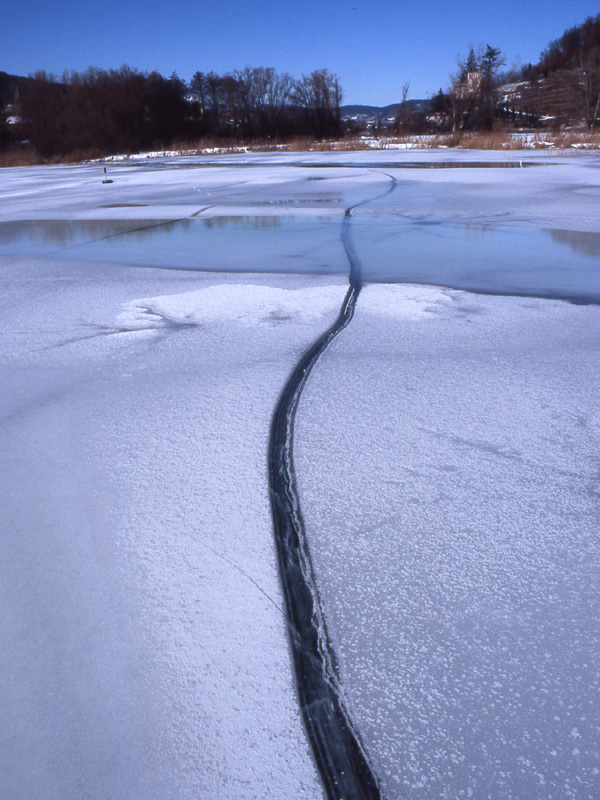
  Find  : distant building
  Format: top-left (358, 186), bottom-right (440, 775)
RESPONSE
top-left (427, 112), bottom-right (450, 129)
top-left (455, 71), bottom-right (482, 99)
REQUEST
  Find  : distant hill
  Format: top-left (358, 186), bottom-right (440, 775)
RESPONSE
top-left (341, 100), bottom-right (429, 120)
top-left (536, 13), bottom-right (600, 76)
top-left (496, 13), bottom-right (600, 129)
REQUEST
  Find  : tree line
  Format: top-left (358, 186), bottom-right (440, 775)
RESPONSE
top-left (536, 13), bottom-right (600, 77)
top-left (189, 67), bottom-right (342, 140)
top-left (0, 65), bottom-right (343, 159)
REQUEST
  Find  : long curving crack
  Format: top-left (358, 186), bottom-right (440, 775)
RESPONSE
top-left (268, 172), bottom-right (397, 800)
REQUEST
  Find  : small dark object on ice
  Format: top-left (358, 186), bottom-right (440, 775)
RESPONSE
top-left (102, 166), bottom-right (113, 184)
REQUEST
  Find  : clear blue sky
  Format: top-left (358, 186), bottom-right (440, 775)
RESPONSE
top-left (2, 0), bottom-right (599, 105)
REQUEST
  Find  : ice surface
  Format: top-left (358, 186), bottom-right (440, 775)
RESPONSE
top-left (295, 284), bottom-right (600, 799)
top-left (2, 149), bottom-right (600, 799)
top-left (0, 253), bottom-right (336, 799)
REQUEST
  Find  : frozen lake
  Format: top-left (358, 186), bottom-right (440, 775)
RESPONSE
top-left (1, 150), bottom-right (599, 799)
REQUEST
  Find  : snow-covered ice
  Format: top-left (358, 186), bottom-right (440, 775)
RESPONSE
top-left (296, 285), bottom-right (600, 799)
top-left (0, 253), bottom-right (337, 799)
top-left (1, 149), bottom-right (600, 798)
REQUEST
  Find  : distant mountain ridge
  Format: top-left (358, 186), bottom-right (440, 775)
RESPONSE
top-left (341, 100), bottom-right (429, 119)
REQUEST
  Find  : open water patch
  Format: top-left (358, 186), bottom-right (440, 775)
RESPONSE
top-left (0, 219), bottom-right (172, 251)
top-left (1, 216), bottom-right (599, 302)
top-left (0, 216), bottom-right (347, 275)
top-left (349, 220), bottom-right (600, 303)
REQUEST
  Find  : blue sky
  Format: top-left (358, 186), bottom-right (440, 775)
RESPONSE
top-left (2, 1), bottom-right (599, 105)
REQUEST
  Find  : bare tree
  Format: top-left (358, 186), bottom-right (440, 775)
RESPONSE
top-left (293, 69), bottom-right (343, 139)
top-left (394, 81), bottom-right (411, 133)
top-left (253, 67), bottom-right (293, 138)
top-left (233, 67), bottom-right (293, 138)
